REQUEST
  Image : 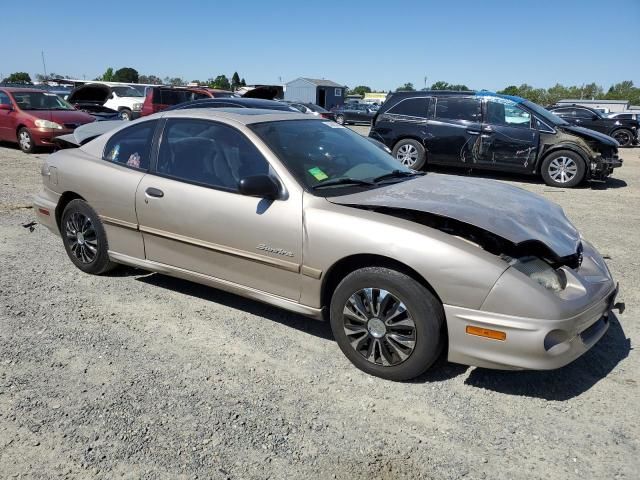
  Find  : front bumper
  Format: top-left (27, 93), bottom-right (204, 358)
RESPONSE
top-left (30, 127), bottom-right (75, 147)
top-left (590, 154), bottom-right (623, 180)
top-left (445, 286), bottom-right (617, 370)
top-left (33, 190), bottom-right (61, 235)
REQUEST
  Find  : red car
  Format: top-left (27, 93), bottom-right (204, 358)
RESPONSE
top-left (140, 86), bottom-right (234, 116)
top-left (0, 87), bottom-right (95, 153)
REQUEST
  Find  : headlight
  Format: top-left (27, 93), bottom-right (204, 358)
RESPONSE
top-left (34, 119), bottom-right (63, 130)
top-left (132, 103), bottom-right (142, 111)
top-left (506, 256), bottom-right (566, 292)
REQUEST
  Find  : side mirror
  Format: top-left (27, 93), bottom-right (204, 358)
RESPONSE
top-left (238, 175), bottom-right (280, 199)
top-left (0, 104), bottom-right (12, 111)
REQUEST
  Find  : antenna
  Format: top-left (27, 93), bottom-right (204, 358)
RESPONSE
top-left (41, 50), bottom-right (48, 81)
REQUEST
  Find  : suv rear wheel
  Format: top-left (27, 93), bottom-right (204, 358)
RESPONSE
top-left (392, 139), bottom-right (426, 170)
top-left (540, 150), bottom-right (586, 188)
top-left (329, 267), bottom-right (444, 381)
top-left (612, 129), bottom-right (633, 147)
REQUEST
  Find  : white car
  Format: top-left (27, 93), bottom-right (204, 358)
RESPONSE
top-left (67, 83), bottom-right (144, 121)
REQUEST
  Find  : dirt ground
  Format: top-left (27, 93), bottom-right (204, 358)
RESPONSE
top-left (0, 134), bottom-right (638, 479)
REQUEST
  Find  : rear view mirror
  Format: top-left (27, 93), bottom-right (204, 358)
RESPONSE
top-left (0, 104), bottom-right (12, 111)
top-left (238, 175), bottom-right (280, 199)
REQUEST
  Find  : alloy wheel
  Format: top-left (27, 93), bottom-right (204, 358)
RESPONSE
top-left (64, 212), bottom-right (98, 264)
top-left (336, 115), bottom-right (345, 125)
top-left (19, 131), bottom-right (31, 151)
top-left (342, 288), bottom-right (417, 366)
top-left (396, 144), bottom-right (419, 167)
top-left (548, 156), bottom-right (578, 184)
top-left (613, 130), bottom-right (631, 146)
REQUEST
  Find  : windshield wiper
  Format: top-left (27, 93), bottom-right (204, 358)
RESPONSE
top-left (312, 177), bottom-right (374, 190)
top-left (372, 170), bottom-right (424, 183)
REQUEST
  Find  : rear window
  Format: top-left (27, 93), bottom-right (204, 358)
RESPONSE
top-left (154, 89), bottom-right (210, 105)
top-left (434, 97), bottom-right (481, 122)
top-left (388, 97), bottom-right (429, 118)
top-left (103, 120), bottom-right (157, 170)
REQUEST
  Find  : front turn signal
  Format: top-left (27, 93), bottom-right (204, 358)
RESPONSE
top-left (466, 325), bottom-right (506, 341)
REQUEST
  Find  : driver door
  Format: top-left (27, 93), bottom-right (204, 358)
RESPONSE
top-left (135, 118), bottom-right (303, 300)
top-left (476, 98), bottom-right (539, 171)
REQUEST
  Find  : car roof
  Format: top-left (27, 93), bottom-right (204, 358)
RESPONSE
top-left (1, 87), bottom-right (51, 93)
top-left (160, 107), bottom-right (311, 125)
top-left (388, 90), bottom-right (527, 103)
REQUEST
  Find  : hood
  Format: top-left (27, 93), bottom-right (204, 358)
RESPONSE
top-left (29, 109), bottom-right (95, 126)
top-left (67, 83), bottom-right (111, 105)
top-left (53, 120), bottom-right (123, 147)
top-left (559, 124), bottom-right (619, 146)
top-left (328, 173), bottom-right (581, 258)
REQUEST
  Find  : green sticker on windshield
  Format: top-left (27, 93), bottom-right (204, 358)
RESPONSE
top-left (308, 167), bottom-right (329, 181)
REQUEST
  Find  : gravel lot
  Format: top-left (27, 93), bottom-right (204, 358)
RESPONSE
top-left (0, 131), bottom-right (638, 479)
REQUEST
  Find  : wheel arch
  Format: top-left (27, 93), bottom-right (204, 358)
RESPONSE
top-left (55, 191), bottom-right (86, 230)
top-left (320, 253), bottom-right (443, 316)
top-left (538, 144), bottom-right (589, 174)
top-left (16, 124), bottom-right (28, 139)
top-left (392, 135), bottom-right (426, 150)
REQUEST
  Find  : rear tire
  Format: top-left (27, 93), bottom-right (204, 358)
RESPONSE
top-left (18, 128), bottom-right (35, 153)
top-left (611, 129), bottom-right (633, 147)
top-left (540, 150), bottom-right (586, 188)
top-left (335, 114), bottom-right (345, 125)
top-left (61, 199), bottom-right (116, 275)
top-left (329, 267), bottom-right (444, 381)
top-left (392, 139), bottom-right (426, 170)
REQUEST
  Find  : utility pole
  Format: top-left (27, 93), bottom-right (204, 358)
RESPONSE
top-left (424, 76), bottom-right (428, 89)
top-left (41, 50), bottom-right (48, 81)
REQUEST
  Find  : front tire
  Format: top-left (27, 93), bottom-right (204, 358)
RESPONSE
top-left (18, 127), bottom-right (35, 153)
top-left (119, 109), bottom-right (133, 121)
top-left (329, 267), bottom-right (444, 381)
top-left (612, 129), bottom-right (633, 147)
top-left (335, 114), bottom-right (345, 125)
top-left (392, 139), bottom-right (426, 170)
top-left (540, 150), bottom-right (586, 188)
top-left (61, 199), bottom-right (115, 274)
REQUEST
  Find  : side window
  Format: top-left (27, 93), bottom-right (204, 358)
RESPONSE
top-left (103, 120), bottom-right (157, 170)
top-left (616, 114), bottom-right (632, 119)
top-left (574, 108), bottom-right (593, 119)
top-left (435, 97), bottom-right (481, 122)
top-left (486, 99), bottom-right (531, 128)
top-left (156, 119), bottom-right (270, 191)
top-left (388, 98), bottom-right (429, 118)
top-left (0, 91), bottom-right (11, 105)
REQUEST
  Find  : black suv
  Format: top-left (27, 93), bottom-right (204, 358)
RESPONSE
top-left (370, 91), bottom-right (622, 187)
top-left (548, 104), bottom-right (638, 147)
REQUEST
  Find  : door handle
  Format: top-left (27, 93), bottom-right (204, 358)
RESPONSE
top-left (467, 129), bottom-right (480, 135)
top-left (145, 187), bottom-right (164, 198)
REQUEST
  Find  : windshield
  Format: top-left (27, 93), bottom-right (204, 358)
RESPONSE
top-left (111, 86), bottom-right (143, 97)
top-left (250, 119), bottom-right (413, 195)
top-left (12, 91), bottom-right (74, 110)
top-left (522, 100), bottom-right (568, 126)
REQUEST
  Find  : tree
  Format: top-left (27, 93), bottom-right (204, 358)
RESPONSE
top-left (100, 67), bottom-right (115, 82)
top-left (429, 81), bottom-right (469, 91)
top-left (231, 72), bottom-right (241, 90)
top-left (112, 67), bottom-right (139, 83)
top-left (499, 85), bottom-right (520, 96)
top-left (350, 85), bottom-right (372, 97)
top-left (209, 74), bottom-right (231, 90)
top-left (2, 72), bottom-right (32, 84)
top-left (240, 78), bottom-right (246, 87)
top-left (139, 74), bottom-right (163, 85)
top-left (396, 82), bottom-right (415, 92)
top-left (606, 81), bottom-right (640, 105)
top-left (164, 77), bottom-right (185, 86)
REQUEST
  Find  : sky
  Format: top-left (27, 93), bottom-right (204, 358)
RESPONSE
top-left (1, 0), bottom-right (639, 91)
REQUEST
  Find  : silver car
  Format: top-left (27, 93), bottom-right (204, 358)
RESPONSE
top-left (33, 108), bottom-right (621, 380)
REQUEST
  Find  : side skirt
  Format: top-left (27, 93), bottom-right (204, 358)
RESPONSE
top-left (108, 251), bottom-right (325, 321)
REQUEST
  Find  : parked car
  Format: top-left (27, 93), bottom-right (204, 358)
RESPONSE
top-left (73, 104), bottom-right (123, 122)
top-left (332, 103), bottom-right (376, 125)
top-left (607, 111), bottom-right (640, 123)
top-left (168, 97), bottom-right (300, 112)
top-left (0, 87), bottom-right (94, 153)
top-left (67, 83), bottom-right (145, 121)
top-left (548, 104), bottom-right (639, 147)
top-left (370, 91), bottom-right (622, 187)
top-left (141, 86), bottom-right (214, 117)
top-left (34, 109), bottom-right (621, 380)
top-left (282, 101), bottom-right (335, 120)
